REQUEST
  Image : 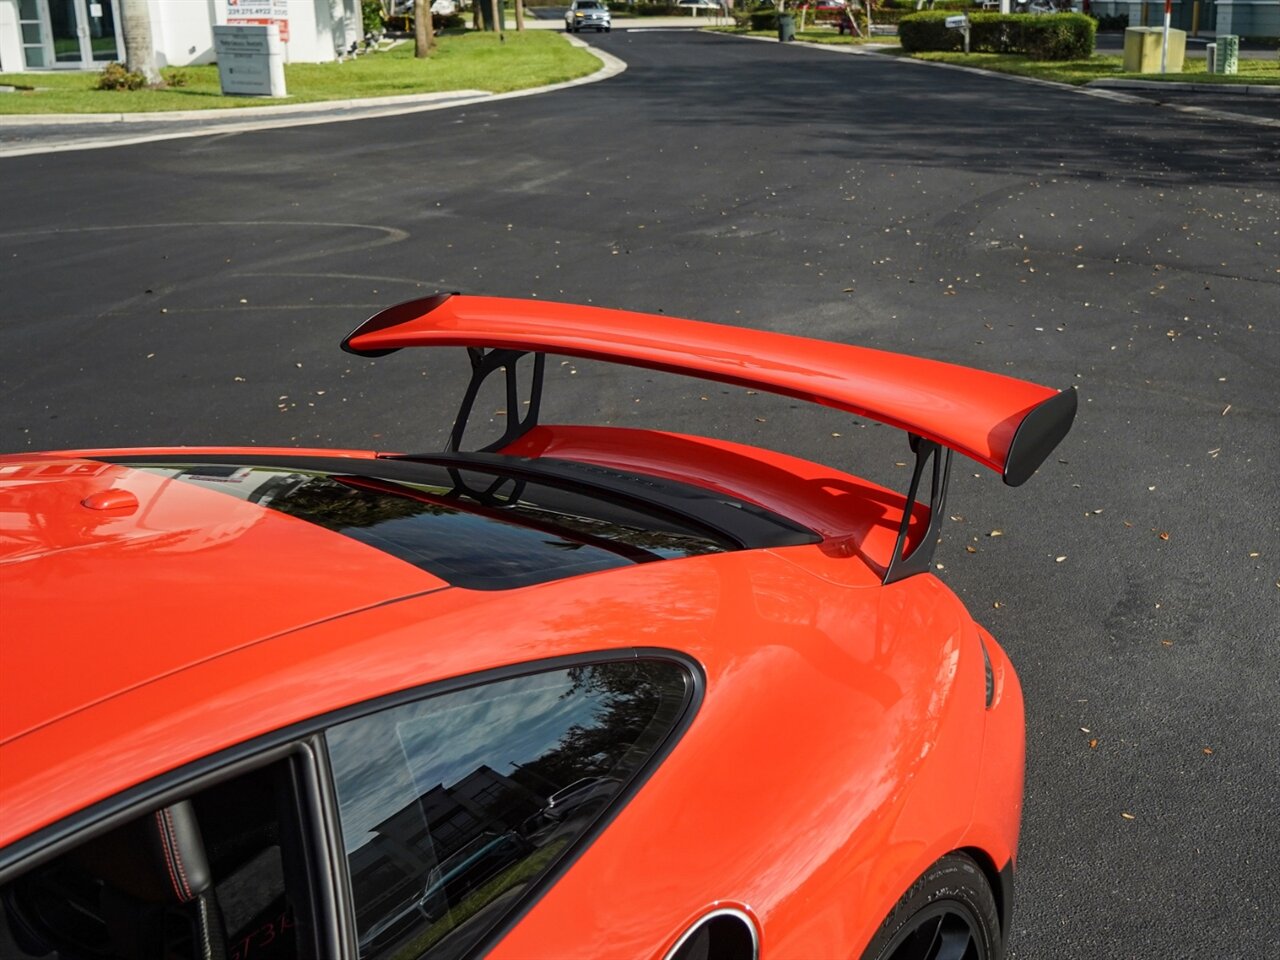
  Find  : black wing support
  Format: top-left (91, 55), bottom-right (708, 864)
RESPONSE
top-left (883, 387), bottom-right (1076, 583)
top-left (447, 347), bottom-right (546, 453)
top-left (883, 436), bottom-right (952, 586)
top-left (341, 293), bottom-right (548, 455)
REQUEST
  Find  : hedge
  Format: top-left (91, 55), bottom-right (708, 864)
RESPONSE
top-left (899, 11), bottom-right (1096, 59)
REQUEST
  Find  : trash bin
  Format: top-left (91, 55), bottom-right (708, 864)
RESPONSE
top-left (778, 13), bottom-right (796, 41)
top-left (1122, 26), bottom-right (1186, 73)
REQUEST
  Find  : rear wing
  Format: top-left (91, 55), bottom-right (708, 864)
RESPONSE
top-left (343, 294), bottom-right (1076, 581)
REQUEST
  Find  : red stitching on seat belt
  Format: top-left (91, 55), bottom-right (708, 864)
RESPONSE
top-left (156, 808), bottom-right (193, 902)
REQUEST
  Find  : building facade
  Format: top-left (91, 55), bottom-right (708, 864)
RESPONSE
top-left (0, 0), bottom-right (365, 73)
top-left (1086, 0), bottom-right (1279, 36)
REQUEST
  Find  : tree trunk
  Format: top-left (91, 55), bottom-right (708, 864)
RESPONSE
top-left (414, 0), bottom-right (433, 57)
top-left (515, 0), bottom-right (526, 31)
top-left (842, 0), bottom-right (862, 35)
top-left (120, 0), bottom-right (160, 84)
top-left (489, 0), bottom-right (503, 34)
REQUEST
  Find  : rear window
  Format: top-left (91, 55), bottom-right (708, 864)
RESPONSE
top-left (129, 462), bottom-right (727, 590)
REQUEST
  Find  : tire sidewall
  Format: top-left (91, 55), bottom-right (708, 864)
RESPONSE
top-left (861, 854), bottom-right (1002, 960)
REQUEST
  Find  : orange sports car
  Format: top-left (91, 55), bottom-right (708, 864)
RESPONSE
top-left (0, 295), bottom-right (1075, 960)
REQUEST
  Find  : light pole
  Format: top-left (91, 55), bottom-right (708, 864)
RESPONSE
top-left (1160, 0), bottom-right (1172, 73)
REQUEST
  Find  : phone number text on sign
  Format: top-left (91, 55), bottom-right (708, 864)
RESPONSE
top-left (226, 0), bottom-right (290, 42)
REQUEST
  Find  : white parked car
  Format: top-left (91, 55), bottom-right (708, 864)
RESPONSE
top-left (565, 0), bottom-right (612, 32)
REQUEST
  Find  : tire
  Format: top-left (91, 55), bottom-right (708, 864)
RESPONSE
top-left (860, 854), bottom-right (1001, 960)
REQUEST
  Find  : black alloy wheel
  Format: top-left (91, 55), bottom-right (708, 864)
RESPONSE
top-left (861, 854), bottom-right (1001, 960)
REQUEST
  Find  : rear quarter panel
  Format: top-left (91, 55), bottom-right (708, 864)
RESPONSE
top-left (488, 556), bottom-right (997, 959)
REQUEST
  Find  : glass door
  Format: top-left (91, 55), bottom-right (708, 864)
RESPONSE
top-left (82, 0), bottom-right (120, 62)
top-left (39, 0), bottom-right (120, 68)
top-left (17, 0), bottom-right (49, 67)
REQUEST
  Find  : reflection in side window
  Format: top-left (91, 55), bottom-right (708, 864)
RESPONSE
top-left (326, 660), bottom-right (691, 960)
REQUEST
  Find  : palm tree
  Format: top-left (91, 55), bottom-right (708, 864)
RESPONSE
top-left (415, 0), bottom-right (436, 57)
top-left (120, 0), bottom-right (160, 84)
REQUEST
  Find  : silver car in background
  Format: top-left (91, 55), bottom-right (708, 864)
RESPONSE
top-left (565, 0), bottom-right (612, 32)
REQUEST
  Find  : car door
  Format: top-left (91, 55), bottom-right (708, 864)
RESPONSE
top-left (0, 654), bottom-right (697, 960)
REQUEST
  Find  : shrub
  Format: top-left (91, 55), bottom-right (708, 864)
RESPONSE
top-left (162, 67), bottom-right (190, 88)
top-left (1013, 12), bottom-right (1095, 58)
top-left (869, 7), bottom-right (912, 26)
top-left (96, 62), bottom-right (146, 90)
top-left (750, 8), bottom-right (780, 29)
top-left (362, 0), bottom-right (385, 35)
top-left (898, 10), bottom-right (957, 49)
top-left (1090, 12), bottom-right (1128, 30)
top-left (900, 11), bottom-right (1095, 59)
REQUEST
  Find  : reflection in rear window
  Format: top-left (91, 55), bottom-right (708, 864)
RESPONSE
top-left (326, 659), bottom-right (691, 959)
top-left (134, 464), bottom-right (727, 590)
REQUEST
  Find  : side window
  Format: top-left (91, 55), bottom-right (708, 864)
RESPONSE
top-left (0, 759), bottom-right (312, 960)
top-left (326, 659), bottom-right (691, 960)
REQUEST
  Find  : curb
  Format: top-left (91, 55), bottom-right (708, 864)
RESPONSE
top-left (0, 89), bottom-right (492, 126)
top-left (0, 35), bottom-right (626, 156)
top-left (1087, 78), bottom-right (1280, 96)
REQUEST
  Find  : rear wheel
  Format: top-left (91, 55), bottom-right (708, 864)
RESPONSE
top-left (860, 854), bottom-right (1001, 960)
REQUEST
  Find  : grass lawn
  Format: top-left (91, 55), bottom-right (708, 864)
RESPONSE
top-left (0, 31), bottom-right (601, 115)
top-left (709, 24), bottom-right (1275, 86)
top-left (386, 839), bottom-right (568, 960)
top-left (893, 50), bottom-right (1280, 86)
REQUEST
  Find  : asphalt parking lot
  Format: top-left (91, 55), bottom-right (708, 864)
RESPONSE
top-left (2, 27), bottom-right (1278, 958)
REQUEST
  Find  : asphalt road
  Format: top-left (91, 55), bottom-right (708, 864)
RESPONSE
top-left (3, 30), bottom-right (1278, 958)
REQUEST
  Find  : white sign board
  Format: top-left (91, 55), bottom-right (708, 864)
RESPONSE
top-left (945, 14), bottom-right (968, 28)
top-left (212, 25), bottom-right (287, 98)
